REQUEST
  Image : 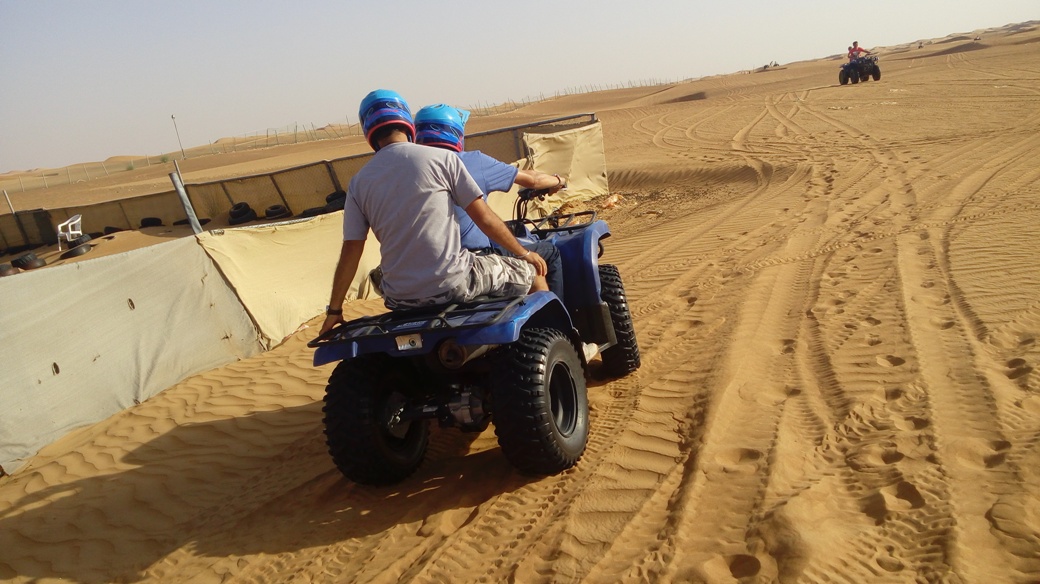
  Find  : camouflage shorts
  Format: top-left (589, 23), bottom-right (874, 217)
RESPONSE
top-left (385, 254), bottom-right (534, 310)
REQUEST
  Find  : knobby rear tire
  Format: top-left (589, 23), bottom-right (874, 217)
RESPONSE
top-left (322, 354), bottom-right (429, 485)
top-left (492, 328), bottom-right (588, 475)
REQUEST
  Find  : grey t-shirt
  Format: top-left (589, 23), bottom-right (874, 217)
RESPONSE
top-left (343, 141), bottom-right (484, 301)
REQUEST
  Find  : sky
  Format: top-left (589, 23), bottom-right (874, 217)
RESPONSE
top-left (1, 1), bottom-right (1036, 173)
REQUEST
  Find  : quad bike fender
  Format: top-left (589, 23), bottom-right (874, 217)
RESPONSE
top-left (557, 219), bottom-right (611, 305)
top-left (312, 291), bottom-right (575, 366)
top-left (553, 220), bottom-right (616, 344)
top-left (455, 291), bottom-right (575, 345)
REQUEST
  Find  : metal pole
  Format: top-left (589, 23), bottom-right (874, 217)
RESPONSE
top-left (3, 190), bottom-right (15, 214)
top-left (171, 114), bottom-right (187, 160)
top-left (170, 160), bottom-right (202, 234)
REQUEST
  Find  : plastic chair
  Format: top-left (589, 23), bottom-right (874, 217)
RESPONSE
top-left (56, 214), bottom-right (82, 251)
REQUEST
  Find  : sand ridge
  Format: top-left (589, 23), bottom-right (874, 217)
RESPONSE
top-left (2, 23), bottom-right (1040, 583)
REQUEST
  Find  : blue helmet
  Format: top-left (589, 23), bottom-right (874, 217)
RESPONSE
top-left (358, 89), bottom-right (414, 151)
top-left (414, 104), bottom-right (470, 152)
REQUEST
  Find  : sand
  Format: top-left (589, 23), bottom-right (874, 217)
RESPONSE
top-left (3, 23), bottom-right (1040, 583)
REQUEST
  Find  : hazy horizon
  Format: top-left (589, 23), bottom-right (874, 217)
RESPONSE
top-left (1, 1), bottom-right (1036, 173)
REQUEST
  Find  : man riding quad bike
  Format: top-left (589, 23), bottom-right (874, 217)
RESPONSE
top-left (839, 55), bottom-right (881, 85)
top-left (310, 186), bottom-right (641, 485)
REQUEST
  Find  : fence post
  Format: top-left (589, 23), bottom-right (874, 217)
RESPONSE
top-left (170, 161), bottom-right (203, 235)
top-left (326, 161), bottom-right (343, 194)
top-left (268, 174), bottom-right (290, 208)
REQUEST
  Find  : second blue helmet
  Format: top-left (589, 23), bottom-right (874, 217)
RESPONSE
top-left (414, 104), bottom-right (470, 152)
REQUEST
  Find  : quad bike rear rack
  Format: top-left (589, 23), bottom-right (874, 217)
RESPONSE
top-left (308, 296), bottom-right (527, 348)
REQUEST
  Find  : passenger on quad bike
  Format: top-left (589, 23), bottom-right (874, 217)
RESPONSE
top-left (848, 41), bottom-right (871, 60)
top-left (320, 89), bottom-right (548, 335)
top-left (414, 103), bottom-right (568, 298)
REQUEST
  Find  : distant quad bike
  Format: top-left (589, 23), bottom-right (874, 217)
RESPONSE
top-left (839, 55), bottom-right (881, 85)
top-left (309, 187), bottom-right (641, 485)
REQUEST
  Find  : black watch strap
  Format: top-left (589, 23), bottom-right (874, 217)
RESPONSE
top-left (326, 305), bottom-right (343, 316)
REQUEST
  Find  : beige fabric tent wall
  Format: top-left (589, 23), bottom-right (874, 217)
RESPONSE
top-left (483, 121), bottom-right (610, 219)
top-left (0, 213), bottom-right (385, 473)
top-left (196, 213), bottom-right (381, 348)
top-left (0, 237), bottom-right (263, 473)
top-left (524, 122), bottom-right (609, 205)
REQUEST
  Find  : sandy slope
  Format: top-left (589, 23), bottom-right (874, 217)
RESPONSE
top-left (2, 24), bottom-right (1040, 583)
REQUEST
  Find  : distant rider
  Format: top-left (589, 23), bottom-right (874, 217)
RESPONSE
top-left (848, 41), bottom-right (871, 61)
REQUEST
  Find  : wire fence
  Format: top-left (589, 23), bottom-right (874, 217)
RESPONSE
top-left (0, 122), bottom-right (366, 196)
top-left (2, 76), bottom-right (684, 197)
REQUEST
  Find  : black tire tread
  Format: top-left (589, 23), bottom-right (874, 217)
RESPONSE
top-left (264, 204), bottom-right (292, 219)
top-left (69, 233), bottom-right (92, 248)
top-left (322, 355), bottom-right (429, 485)
top-left (60, 244), bottom-right (91, 259)
top-left (22, 257), bottom-right (46, 270)
top-left (228, 202), bottom-right (252, 219)
top-left (228, 208), bottom-right (258, 225)
top-left (296, 206), bottom-right (329, 219)
top-left (492, 328), bottom-right (588, 475)
top-left (598, 264), bottom-right (641, 377)
top-left (11, 252), bottom-right (37, 269)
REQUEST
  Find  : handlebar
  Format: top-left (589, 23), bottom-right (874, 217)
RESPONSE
top-left (517, 187), bottom-right (555, 201)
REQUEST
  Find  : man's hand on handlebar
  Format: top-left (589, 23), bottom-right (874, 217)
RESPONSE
top-left (319, 313), bottom-right (343, 335)
top-left (518, 174), bottom-right (567, 201)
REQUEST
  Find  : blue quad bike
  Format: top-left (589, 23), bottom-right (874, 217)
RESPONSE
top-left (839, 55), bottom-right (881, 85)
top-left (308, 187), bottom-right (641, 485)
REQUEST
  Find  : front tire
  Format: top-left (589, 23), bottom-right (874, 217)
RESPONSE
top-left (322, 355), bottom-right (429, 485)
top-left (850, 69), bottom-right (860, 84)
top-left (839, 70), bottom-right (849, 85)
top-left (599, 264), bottom-right (641, 377)
top-left (492, 328), bottom-right (588, 475)
top-left (872, 65), bottom-right (881, 81)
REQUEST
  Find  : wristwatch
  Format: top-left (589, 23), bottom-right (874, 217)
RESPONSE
top-left (326, 305), bottom-right (343, 316)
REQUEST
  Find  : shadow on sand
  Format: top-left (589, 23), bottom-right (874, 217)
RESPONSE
top-left (0, 403), bottom-right (535, 583)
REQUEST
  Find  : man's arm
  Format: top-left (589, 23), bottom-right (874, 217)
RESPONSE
top-left (464, 197), bottom-right (547, 276)
top-left (514, 169), bottom-right (566, 193)
top-left (319, 239), bottom-right (366, 334)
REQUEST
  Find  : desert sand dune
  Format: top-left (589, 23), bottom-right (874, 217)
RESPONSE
top-left (2, 23), bottom-right (1040, 583)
